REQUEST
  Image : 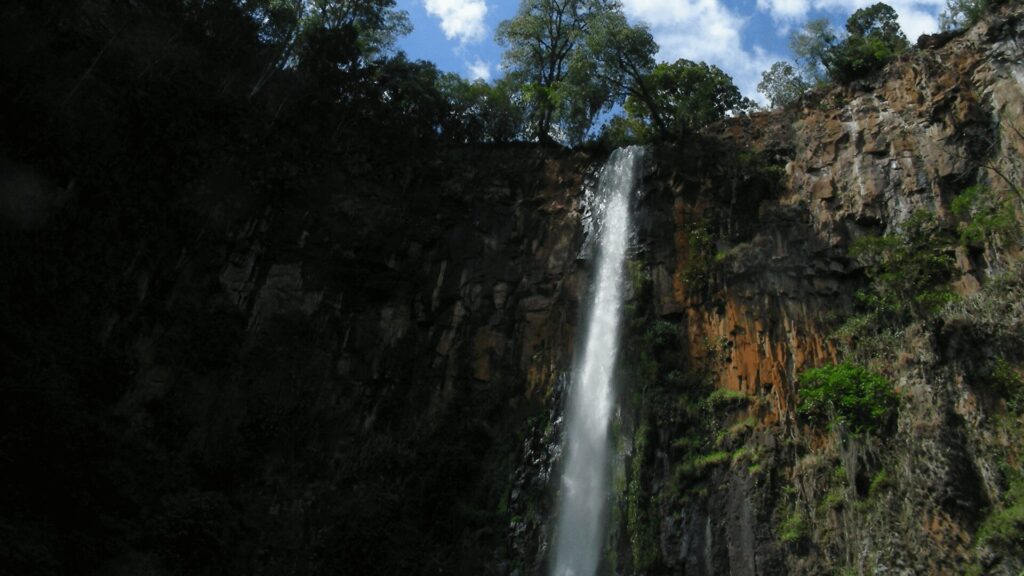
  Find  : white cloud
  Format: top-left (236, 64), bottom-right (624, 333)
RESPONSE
top-left (758, 0), bottom-right (812, 21)
top-left (467, 58), bottom-right (491, 81)
top-left (423, 0), bottom-right (489, 44)
top-left (622, 0), bottom-right (782, 102)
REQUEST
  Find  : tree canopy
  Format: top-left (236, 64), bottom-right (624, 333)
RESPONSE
top-left (496, 0), bottom-right (657, 144)
top-left (829, 3), bottom-right (909, 81)
top-left (627, 60), bottom-right (754, 137)
top-left (757, 61), bottom-right (810, 108)
top-left (790, 3), bottom-right (909, 84)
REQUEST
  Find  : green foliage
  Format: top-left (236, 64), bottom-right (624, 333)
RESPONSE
top-left (827, 33), bottom-right (906, 82)
top-left (498, 0), bottom-right (767, 143)
top-left (797, 362), bottom-right (898, 434)
top-left (849, 211), bottom-right (957, 324)
top-left (834, 211), bottom-right (964, 362)
top-left (790, 3), bottom-right (909, 83)
top-left (975, 474), bottom-right (1024, 556)
top-left (951, 185), bottom-right (1020, 248)
top-left (437, 74), bottom-right (526, 143)
top-left (868, 470), bottom-right (893, 496)
top-left (983, 357), bottom-right (1024, 414)
top-left (832, 3), bottom-right (910, 82)
top-left (627, 422), bottom-right (660, 571)
top-left (940, 0), bottom-right (1001, 30)
top-left (572, 10), bottom-right (659, 140)
top-left (644, 320), bottom-right (679, 350)
top-left (627, 259), bottom-right (651, 296)
top-left (778, 509), bottom-right (809, 544)
top-left (623, 59), bottom-right (756, 138)
top-left (598, 114), bottom-right (648, 147)
top-left (674, 450), bottom-right (732, 481)
top-left (496, 0), bottom-right (632, 143)
top-left (758, 61), bottom-right (810, 108)
top-left (704, 389), bottom-right (751, 412)
top-left (790, 18), bottom-right (838, 84)
top-left (683, 221), bottom-right (718, 295)
top-left (723, 417), bottom-right (757, 447)
top-left (821, 487), bottom-right (847, 510)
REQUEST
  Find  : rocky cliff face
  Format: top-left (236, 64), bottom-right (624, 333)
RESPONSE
top-left (4, 7), bottom-right (1024, 576)
top-left (609, 9), bottom-right (1024, 576)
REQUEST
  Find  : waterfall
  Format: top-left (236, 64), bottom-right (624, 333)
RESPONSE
top-left (551, 146), bottom-right (643, 576)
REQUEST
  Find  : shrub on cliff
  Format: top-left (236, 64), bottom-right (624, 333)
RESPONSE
top-left (849, 211), bottom-right (957, 325)
top-left (951, 185), bottom-right (1020, 248)
top-left (797, 362), bottom-right (898, 434)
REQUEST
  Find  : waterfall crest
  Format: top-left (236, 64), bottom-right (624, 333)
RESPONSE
top-left (551, 147), bottom-right (643, 576)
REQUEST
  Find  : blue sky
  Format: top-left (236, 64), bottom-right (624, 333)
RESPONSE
top-left (396, 0), bottom-right (948, 101)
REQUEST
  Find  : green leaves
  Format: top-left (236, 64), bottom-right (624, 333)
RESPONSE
top-left (790, 18), bottom-right (837, 84)
top-left (436, 74), bottom-right (526, 143)
top-left (757, 61), bottom-right (810, 108)
top-left (496, 0), bottom-right (610, 142)
top-left (849, 211), bottom-right (957, 324)
top-left (618, 59), bottom-right (753, 140)
top-left (789, 3), bottom-right (909, 84)
top-left (797, 362), bottom-right (898, 434)
top-left (496, 0), bottom-right (654, 144)
top-left (940, 0), bottom-right (996, 30)
top-left (951, 185), bottom-right (1020, 248)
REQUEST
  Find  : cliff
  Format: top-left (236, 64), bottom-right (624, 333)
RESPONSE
top-left (606, 8), bottom-right (1024, 575)
top-left (2, 5), bottom-right (1023, 576)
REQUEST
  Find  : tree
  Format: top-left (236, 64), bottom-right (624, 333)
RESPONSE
top-left (940, 0), bottom-right (1001, 30)
top-left (790, 18), bottom-right (837, 84)
top-left (436, 75), bottom-right (527, 143)
top-left (789, 4), bottom-right (909, 84)
top-left (572, 11), bottom-right (664, 136)
top-left (246, 0), bottom-right (411, 97)
top-left (757, 61), bottom-right (810, 108)
top-left (828, 3), bottom-right (909, 81)
top-left (496, 0), bottom-right (621, 143)
top-left (622, 59), bottom-right (754, 138)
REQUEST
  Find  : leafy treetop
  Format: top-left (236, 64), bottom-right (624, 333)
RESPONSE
top-left (789, 3), bottom-right (909, 84)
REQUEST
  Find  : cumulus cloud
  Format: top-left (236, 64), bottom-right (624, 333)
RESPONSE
top-left (622, 0), bottom-right (781, 102)
top-left (467, 57), bottom-right (491, 81)
top-left (423, 0), bottom-right (489, 44)
top-left (757, 0), bottom-right (812, 21)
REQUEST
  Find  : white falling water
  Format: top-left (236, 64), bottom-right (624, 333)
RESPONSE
top-left (551, 147), bottom-right (643, 576)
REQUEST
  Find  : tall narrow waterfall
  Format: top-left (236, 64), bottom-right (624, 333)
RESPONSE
top-left (551, 147), bottom-right (643, 576)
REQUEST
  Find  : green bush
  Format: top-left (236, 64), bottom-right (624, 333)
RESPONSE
top-left (985, 357), bottom-right (1024, 414)
top-left (778, 509), bottom-right (809, 544)
top-left (951, 185), bottom-right (1019, 248)
top-left (704, 389), bottom-right (750, 412)
top-left (683, 221), bottom-right (717, 295)
top-left (797, 362), bottom-right (898, 434)
top-left (849, 211), bottom-right (957, 324)
top-left (868, 470), bottom-right (893, 497)
top-left (644, 320), bottom-right (679, 350)
top-left (976, 476), bottom-right (1024, 555)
